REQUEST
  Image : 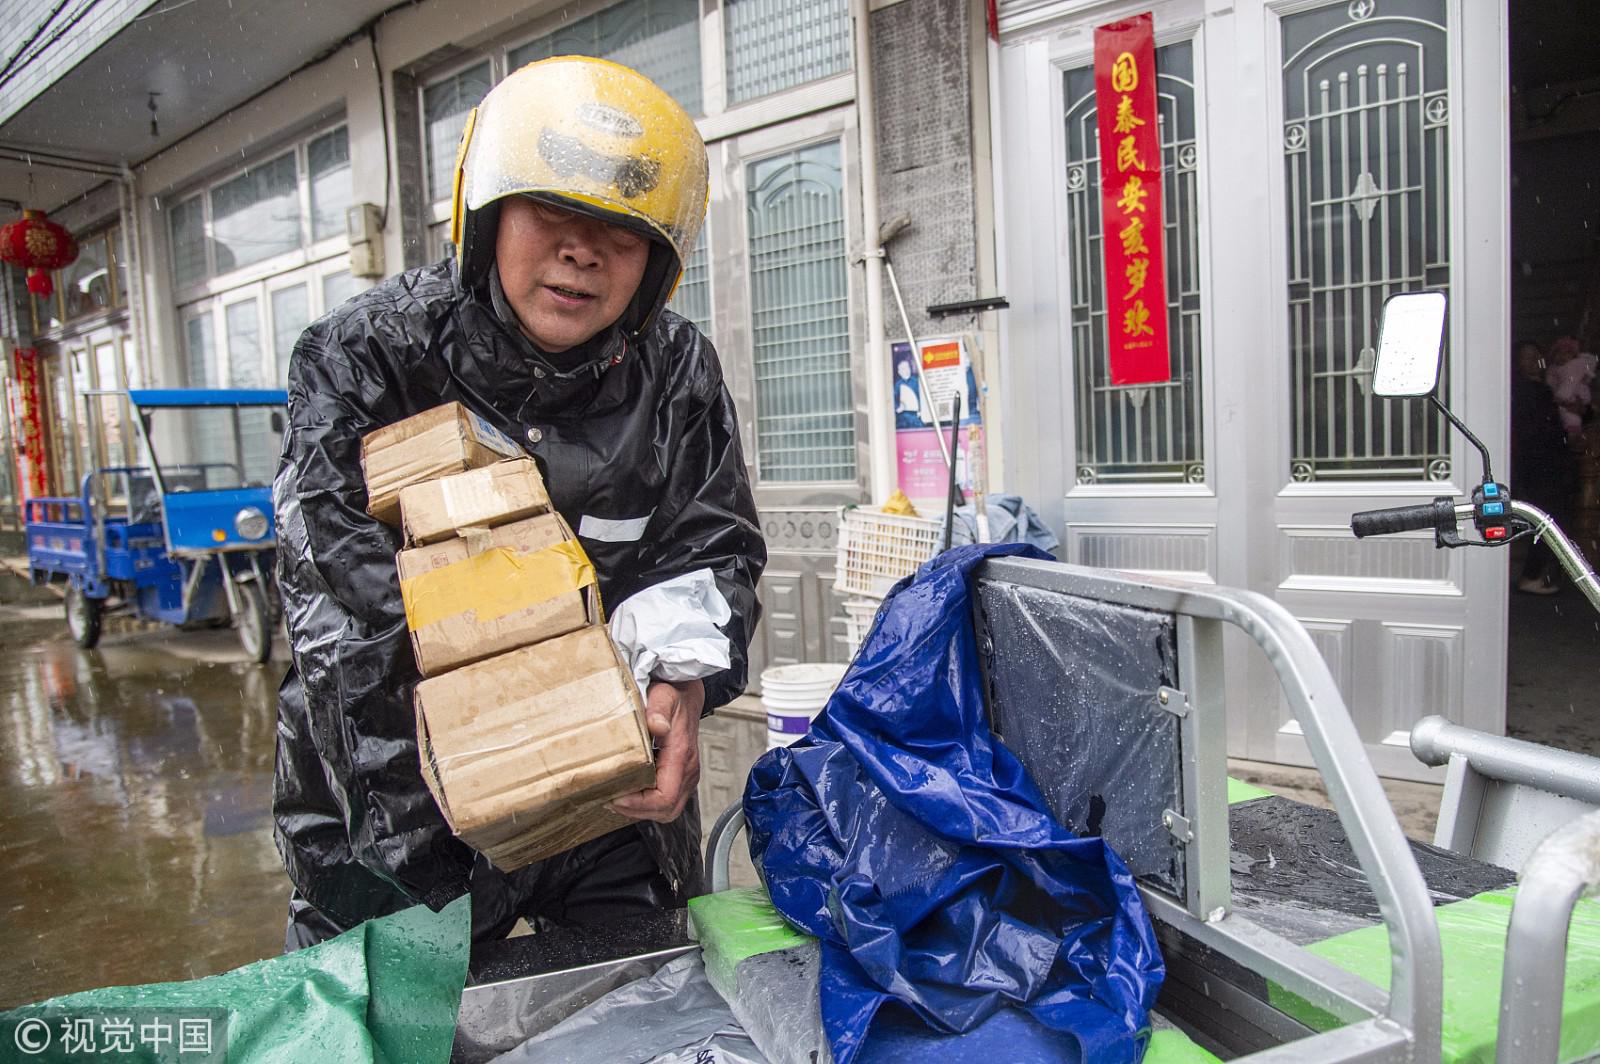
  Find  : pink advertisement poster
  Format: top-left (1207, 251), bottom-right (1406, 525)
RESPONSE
top-left (892, 338), bottom-right (982, 507)
top-left (897, 425), bottom-right (979, 500)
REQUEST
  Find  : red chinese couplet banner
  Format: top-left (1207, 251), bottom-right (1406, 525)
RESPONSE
top-left (12, 347), bottom-right (48, 498)
top-left (1094, 13), bottom-right (1171, 385)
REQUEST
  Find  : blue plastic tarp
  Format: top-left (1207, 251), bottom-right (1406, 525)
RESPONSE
top-left (744, 543), bottom-right (1165, 1064)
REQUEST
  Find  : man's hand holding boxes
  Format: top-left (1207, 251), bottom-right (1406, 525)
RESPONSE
top-left (363, 402), bottom-right (655, 872)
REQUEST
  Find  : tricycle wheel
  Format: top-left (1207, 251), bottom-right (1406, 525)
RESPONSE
top-left (65, 583), bottom-right (103, 649)
top-left (237, 581), bottom-right (272, 664)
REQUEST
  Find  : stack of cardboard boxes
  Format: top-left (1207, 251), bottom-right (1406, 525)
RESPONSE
top-left (361, 403), bottom-right (654, 871)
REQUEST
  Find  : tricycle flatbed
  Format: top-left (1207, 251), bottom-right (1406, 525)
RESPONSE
top-left (25, 388), bottom-right (287, 660)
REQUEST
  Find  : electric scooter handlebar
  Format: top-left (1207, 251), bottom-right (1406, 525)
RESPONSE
top-left (1350, 499), bottom-right (1461, 538)
top-left (1351, 497), bottom-right (1600, 614)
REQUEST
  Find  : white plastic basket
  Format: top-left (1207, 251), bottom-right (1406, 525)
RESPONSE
top-left (835, 508), bottom-right (943, 598)
top-left (841, 596), bottom-right (883, 657)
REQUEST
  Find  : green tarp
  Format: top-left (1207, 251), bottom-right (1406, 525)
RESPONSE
top-left (1, 896), bottom-right (470, 1064)
top-left (1227, 777), bottom-right (1275, 804)
top-left (1271, 888), bottom-right (1600, 1063)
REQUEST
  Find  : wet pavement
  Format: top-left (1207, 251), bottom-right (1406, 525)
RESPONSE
top-left (1505, 574), bottom-right (1600, 754)
top-left (0, 576), bottom-right (288, 1010)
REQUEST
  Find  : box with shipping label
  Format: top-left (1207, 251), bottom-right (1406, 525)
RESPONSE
top-left (399, 457), bottom-right (552, 546)
top-left (361, 402), bottom-right (525, 526)
top-left (397, 512), bottom-right (599, 676)
top-left (415, 626), bottom-right (654, 871)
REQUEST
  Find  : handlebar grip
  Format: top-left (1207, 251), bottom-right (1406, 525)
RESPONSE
top-left (1350, 500), bottom-right (1455, 538)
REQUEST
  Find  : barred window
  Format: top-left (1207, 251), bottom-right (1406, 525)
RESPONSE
top-left (724, 0), bottom-right (850, 104)
top-left (1063, 41), bottom-right (1205, 485)
top-left (667, 231), bottom-right (711, 336)
top-left (746, 140), bottom-right (854, 482)
top-left (1282, 0), bottom-right (1451, 483)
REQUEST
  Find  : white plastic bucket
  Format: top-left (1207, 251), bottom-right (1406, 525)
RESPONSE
top-left (761, 662), bottom-right (848, 749)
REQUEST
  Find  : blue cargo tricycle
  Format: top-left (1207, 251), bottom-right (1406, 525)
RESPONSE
top-left (25, 388), bottom-right (288, 662)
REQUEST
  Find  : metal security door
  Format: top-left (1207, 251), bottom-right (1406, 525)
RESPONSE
top-left (997, 0), bottom-right (1506, 777)
top-left (1053, 27), bottom-right (1221, 590)
top-left (1264, 0), bottom-right (1507, 780)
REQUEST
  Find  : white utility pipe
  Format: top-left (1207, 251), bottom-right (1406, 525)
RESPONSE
top-left (852, 0), bottom-right (896, 504)
top-left (119, 166), bottom-right (153, 391)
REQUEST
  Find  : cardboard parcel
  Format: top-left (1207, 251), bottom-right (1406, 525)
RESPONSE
top-left (361, 402), bottom-right (526, 525)
top-left (397, 512), bottom-right (599, 677)
top-left (399, 458), bottom-right (553, 546)
top-left (415, 626), bottom-right (655, 870)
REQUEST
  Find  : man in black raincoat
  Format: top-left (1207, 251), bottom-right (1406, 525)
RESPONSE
top-left (273, 56), bottom-right (765, 947)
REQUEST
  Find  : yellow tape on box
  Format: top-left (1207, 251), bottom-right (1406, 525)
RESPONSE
top-left (396, 513), bottom-right (599, 676)
top-left (402, 541), bottom-right (595, 631)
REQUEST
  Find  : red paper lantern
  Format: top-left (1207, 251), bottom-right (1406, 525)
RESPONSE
top-left (0, 209), bottom-right (79, 298)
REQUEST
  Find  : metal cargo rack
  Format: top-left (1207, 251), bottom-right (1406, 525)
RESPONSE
top-left (454, 557), bottom-right (1600, 1063)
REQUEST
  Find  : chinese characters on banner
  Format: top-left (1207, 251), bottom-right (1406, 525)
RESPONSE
top-left (1094, 12), bottom-right (1171, 384)
top-left (11, 347), bottom-right (48, 497)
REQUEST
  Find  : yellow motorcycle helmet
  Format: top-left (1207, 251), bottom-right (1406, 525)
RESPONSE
top-left (450, 56), bottom-right (708, 337)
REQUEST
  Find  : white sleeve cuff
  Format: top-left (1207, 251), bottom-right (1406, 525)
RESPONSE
top-left (607, 569), bottom-right (733, 696)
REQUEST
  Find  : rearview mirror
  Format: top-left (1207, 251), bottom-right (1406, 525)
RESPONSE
top-left (1372, 291), bottom-right (1447, 397)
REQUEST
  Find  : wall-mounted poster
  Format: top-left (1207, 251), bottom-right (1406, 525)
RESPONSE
top-left (892, 337), bottom-right (983, 508)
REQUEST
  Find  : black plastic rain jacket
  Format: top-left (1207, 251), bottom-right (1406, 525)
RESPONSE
top-left (272, 260), bottom-right (765, 927)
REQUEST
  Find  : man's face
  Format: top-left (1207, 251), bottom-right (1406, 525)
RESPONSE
top-left (494, 197), bottom-right (650, 352)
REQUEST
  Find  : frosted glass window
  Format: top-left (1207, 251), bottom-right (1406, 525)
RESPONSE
top-left (226, 299), bottom-right (276, 485)
top-left (666, 231), bottom-right (710, 336)
top-left (55, 366), bottom-right (80, 488)
top-left (509, 0), bottom-right (701, 115)
top-left (322, 270), bottom-right (361, 312)
top-left (424, 62), bottom-right (491, 202)
top-left (272, 285), bottom-right (310, 384)
top-left (170, 196), bottom-right (207, 289)
top-left (210, 152), bottom-right (300, 273)
top-left (60, 231), bottom-right (112, 320)
top-left (746, 140), bottom-right (854, 482)
top-left (725, 0), bottom-right (850, 104)
top-left (184, 312), bottom-right (216, 389)
top-left (226, 300), bottom-right (263, 387)
top-left (92, 342), bottom-right (130, 469)
top-left (309, 126), bottom-right (351, 242)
